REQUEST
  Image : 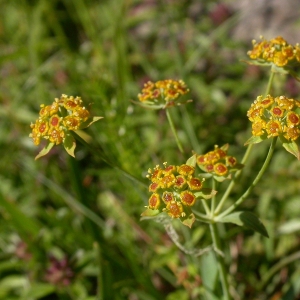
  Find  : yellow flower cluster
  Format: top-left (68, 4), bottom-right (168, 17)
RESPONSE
top-left (146, 163), bottom-right (204, 219)
top-left (30, 94), bottom-right (90, 146)
top-left (247, 36), bottom-right (300, 67)
top-left (247, 95), bottom-right (300, 140)
top-left (138, 79), bottom-right (189, 108)
top-left (196, 145), bottom-right (240, 178)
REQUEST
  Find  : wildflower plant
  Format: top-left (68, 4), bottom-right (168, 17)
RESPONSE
top-left (29, 36), bottom-right (300, 300)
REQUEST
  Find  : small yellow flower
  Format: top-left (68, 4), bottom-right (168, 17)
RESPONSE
top-left (246, 95), bottom-right (300, 142)
top-left (148, 193), bottom-right (161, 210)
top-left (30, 94), bottom-right (102, 159)
top-left (247, 36), bottom-right (300, 70)
top-left (196, 145), bottom-right (242, 179)
top-left (137, 79), bottom-right (190, 109)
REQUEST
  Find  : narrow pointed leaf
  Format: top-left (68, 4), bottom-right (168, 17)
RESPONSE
top-left (78, 116), bottom-right (103, 129)
top-left (218, 211), bottom-right (269, 237)
top-left (186, 154), bottom-right (196, 167)
top-left (194, 188), bottom-right (217, 200)
top-left (282, 140), bottom-right (300, 160)
top-left (63, 134), bottom-right (76, 157)
top-left (244, 135), bottom-right (265, 145)
top-left (35, 142), bottom-right (55, 160)
top-left (181, 213), bottom-right (195, 228)
top-left (141, 208), bottom-right (160, 219)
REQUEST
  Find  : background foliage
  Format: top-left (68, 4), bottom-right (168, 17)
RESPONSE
top-left (1, 0), bottom-right (300, 299)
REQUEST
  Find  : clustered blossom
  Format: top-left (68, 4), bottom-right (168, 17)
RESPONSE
top-left (146, 163), bottom-right (205, 219)
top-left (30, 94), bottom-right (91, 146)
top-left (247, 95), bottom-right (300, 141)
top-left (196, 145), bottom-right (242, 178)
top-left (247, 36), bottom-right (300, 67)
top-left (137, 79), bottom-right (190, 108)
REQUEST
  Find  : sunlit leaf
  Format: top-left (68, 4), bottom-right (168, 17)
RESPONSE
top-left (281, 140), bottom-right (300, 160)
top-left (244, 135), bottom-right (265, 145)
top-left (181, 213), bottom-right (195, 228)
top-left (140, 208), bottom-right (160, 219)
top-left (63, 133), bottom-right (76, 157)
top-left (35, 142), bottom-right (55, 160)
top-left (78, 116), bottom-right (103, 129)
top-left (186, 154), bottom-right (196, 167)
top-left (194, 188), bottom-right (217, 200)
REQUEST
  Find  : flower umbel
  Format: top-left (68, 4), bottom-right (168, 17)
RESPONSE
top-left (247, 36), bottom-right (300, 68)
top-left (142, 160), bottom-right (215, 227)
top-left (29, 94), bottom-right (102, 159)
top-left (136, 79), bottom-right (190, 109)
top-left (246, 95), bottom-right (300, 159)
top-left (196, 144), bottom-right (243, 181)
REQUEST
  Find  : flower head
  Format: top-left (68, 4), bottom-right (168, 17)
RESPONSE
top-left (246, 95), bottom-right (300, 141)
top-left (246, 95), bottom-right (300, 159)
top-left (247, 36), bottom-right (300, 68)
top-left (142, 161), bottom-right (214, 227)
top-left (137, 79), bottom-right (190, 109)
top-left (196, 145), bottom-right (243, 181)
top-left (29, 94), bottom-right (102, 159)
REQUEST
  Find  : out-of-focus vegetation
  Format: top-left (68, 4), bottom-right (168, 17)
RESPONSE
top-left (1, 0), bottom-right (300, 299)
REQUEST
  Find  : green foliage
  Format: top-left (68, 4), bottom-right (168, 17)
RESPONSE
top-left (1, 0), bottom-right (300, 299)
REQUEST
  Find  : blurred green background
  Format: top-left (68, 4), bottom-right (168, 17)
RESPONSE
top-left (1, 0), bottom-right (300, 299)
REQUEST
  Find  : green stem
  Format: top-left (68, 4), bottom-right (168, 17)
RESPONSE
top-left (210, 223), bottom-right (232, 300)
top-left (216, 137), bottom-right (277, 220)
top-left (201, 199), bottom-right (211, 215)
top-left (214, 144), bottom-right (253, 215)
top-left (265, 70), bottom-right (275, 96)
top-left (214, 69), bottom-right (275, 215)
top-left (166, 108), bottom-right (184, 154)
top-left (211, 178), bottom-right (217, 214)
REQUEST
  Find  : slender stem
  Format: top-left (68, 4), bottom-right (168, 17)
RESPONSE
top-left (166, 108), bottom-right (184, 154)
top-left (211, 178), bottom-right (217, 214)
top-left (216, 137), bottom-right (277, 220)
top-left (265, 70), bottom-right (275, 96)
top-left (201, 199), bottom-right (211, 215)
top-left (210, 223), bottom-right (232, 300)
top-left (214, 69), bottom-right (275, 215)
top-left (214, 144), bottom-right (253, 215)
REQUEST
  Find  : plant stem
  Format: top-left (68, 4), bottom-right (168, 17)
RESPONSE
top-left (214, 143), bottom-right (253, 215)
top-left (211, 178), bottom-right (217, 214)
top-left (210, 223), bottom-right (232, 300)
top-left (166, 108), bottom-right (184, 154)
top-left (214, 69), bottom-right (275, 215)
top-left (216, 137), bottom-right (277, 220)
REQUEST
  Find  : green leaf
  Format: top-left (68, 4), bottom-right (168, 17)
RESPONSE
top-left (140, 208), bottom-right (160, 219)
top-left (281, 140), bottom-right (300, 160)
top-left (186, 154), bottom-right (196, 167)
top-left (194, 188), bottom-right (217, 200)
top-left (78, 116), bottom-right (103, 129)
top-left (218, 211), bottom-right (269, 237)
top-left (181, 213), bottom-right (195, 228)
top-left (244, 135), bottom-right (265, 145)
top-left (35, 142), bottom-right (55, 160)
top-left (63, 133), bottom-right (76, 157)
